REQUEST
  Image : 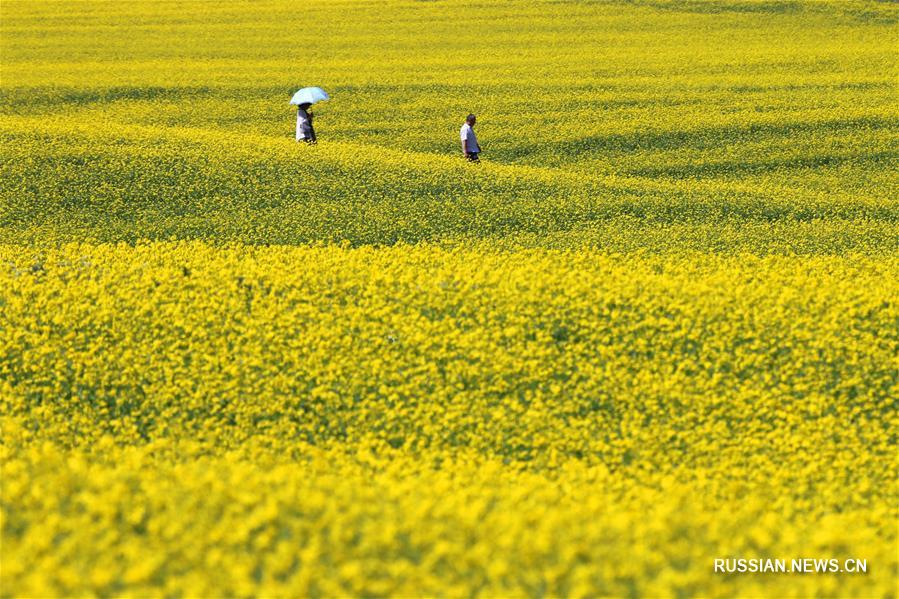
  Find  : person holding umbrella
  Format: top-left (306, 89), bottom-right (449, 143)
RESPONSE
top-left (290, 87), bottom-right (329, 144)
top-left (296, 103), bottom-right (316, 144)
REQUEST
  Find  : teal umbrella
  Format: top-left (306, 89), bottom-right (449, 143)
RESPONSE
top-left (290, 87), bottom-right (330, 105)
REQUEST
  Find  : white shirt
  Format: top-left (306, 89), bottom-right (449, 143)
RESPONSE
top-left (460, 123), bottom-right (480, 153)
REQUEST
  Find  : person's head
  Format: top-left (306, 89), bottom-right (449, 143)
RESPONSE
top-left (299, 102), bottom-right (311, 111)
top-left (466, 113), bottom-right (476, 126)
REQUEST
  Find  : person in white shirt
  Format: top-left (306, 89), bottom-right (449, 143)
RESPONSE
top-left (460, 114), bottom-right (481, 162)
top-left (296, 103), bottom-right (317, 144)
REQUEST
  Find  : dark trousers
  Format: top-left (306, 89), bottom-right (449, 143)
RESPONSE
top-left (466, 152), bottom-right (480, 162)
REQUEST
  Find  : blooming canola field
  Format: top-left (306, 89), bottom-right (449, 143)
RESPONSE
top-left (1, 0), bottom-right (898, 597)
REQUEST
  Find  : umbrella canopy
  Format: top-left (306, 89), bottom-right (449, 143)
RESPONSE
top-left (290, 87), bottom-right (330, 106)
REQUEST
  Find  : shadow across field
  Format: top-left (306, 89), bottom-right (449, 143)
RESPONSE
top-left (0, 86), bottom-right (217, 112)
top-left (630, 149), bottom-right (897, 179)
top-left (520, 116), bottom-right (896, 163)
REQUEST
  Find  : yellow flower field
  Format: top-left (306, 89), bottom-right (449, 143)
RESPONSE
top-left (1, 0), bottom-right (897, 597)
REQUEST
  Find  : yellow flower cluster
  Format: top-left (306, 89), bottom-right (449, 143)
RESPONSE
top-left (1, 0), bottom-right (897, 596)
top-left (1, 243), bottom-right (897, 596)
